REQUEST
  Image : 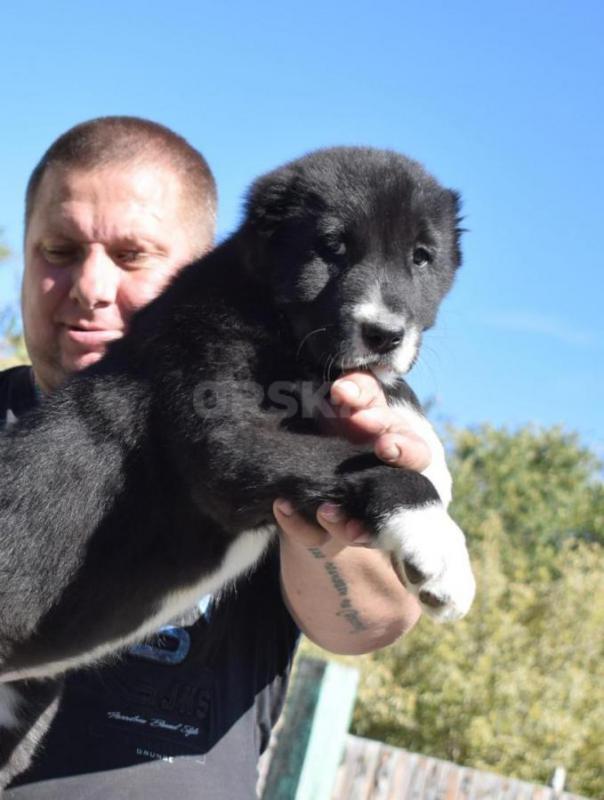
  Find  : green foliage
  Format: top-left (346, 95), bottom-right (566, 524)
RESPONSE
top-left (301, 427), bottom-right (604, 798)
top-left (0, 313), bottom-right (29, 369)
top-left (0, 233), bottom-right (29, 368)
top-left (350, 539), bottom-right (604, 797)
top-left (451, 426), bottom-right (604, 551)
top-left (0, 230), bottom-right (9, 262)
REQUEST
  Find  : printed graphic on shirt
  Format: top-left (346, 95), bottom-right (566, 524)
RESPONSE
top-left (128, 627), bottom-right (192, 665)
top-left (88, 666), bottom-right (215, 762)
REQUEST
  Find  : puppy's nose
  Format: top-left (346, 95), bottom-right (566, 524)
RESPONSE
top-left (361, 323), bottom-right (405, 355)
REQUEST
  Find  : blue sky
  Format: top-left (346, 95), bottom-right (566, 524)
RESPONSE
top-left (1, 0), bottom-right (603, 451)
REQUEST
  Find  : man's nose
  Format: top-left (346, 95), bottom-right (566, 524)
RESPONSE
top-left (69, 246), bottom-right (120, 311)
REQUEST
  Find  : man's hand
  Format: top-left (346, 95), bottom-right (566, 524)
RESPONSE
top-left (275, 371), bottom-right (432, 549)
top-left (275, 372), bottom-right (432, 654)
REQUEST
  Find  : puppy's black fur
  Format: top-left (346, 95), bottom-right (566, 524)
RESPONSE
top-left (0, 147), bottom-right (467, 781)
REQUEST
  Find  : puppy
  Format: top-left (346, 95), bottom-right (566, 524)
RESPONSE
top-left (0, 147), bottom-right (475, 780)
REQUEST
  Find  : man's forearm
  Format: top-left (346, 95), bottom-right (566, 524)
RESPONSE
top-left (278, 532), bottom-right (421, 655)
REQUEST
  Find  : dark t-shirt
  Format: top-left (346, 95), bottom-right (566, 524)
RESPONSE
top-left (1, 366), bottom-right (299, 799)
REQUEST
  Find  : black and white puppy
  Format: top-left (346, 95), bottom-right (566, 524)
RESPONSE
top-left (0, 147), bottom-right (475, 777)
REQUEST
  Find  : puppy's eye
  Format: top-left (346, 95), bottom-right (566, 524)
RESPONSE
top-left (325, 238), bottom-right (346, 257)
top-left (412, 246), bottom-right (432, 268)
top-left (316, 236), bottom-right (346, 260)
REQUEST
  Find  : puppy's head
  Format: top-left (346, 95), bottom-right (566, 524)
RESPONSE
top-left (244, 147), bottom-right (463, 384)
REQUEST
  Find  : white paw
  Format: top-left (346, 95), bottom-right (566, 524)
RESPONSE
top-left (376, 503), bottom-right (475, 622)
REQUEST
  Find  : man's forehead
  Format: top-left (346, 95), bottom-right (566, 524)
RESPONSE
top-left (38, 162), bottom-right (181, 204)
top-left (30, 163), bottom-right (185, 235)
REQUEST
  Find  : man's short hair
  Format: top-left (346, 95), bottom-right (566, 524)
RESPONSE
top-left (25, 116), bottom-right (218, 257)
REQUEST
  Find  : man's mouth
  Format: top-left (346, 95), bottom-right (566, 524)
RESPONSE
top-left (62, 325), bottom-right (123, 347)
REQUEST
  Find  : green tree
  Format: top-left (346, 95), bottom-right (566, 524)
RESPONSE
top-left (451, 426), bottom-right (604, 552)
top-left (301, 427), bottom-right (604, 798)
top-left (0, 319), bottom-right (28, 368)
top-left (0, 228), bottom-right (10, 263)
top-left (0, 233), bottom-right (28, 368)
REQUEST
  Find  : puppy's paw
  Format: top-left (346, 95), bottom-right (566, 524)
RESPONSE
top-left (376, 503), bottom-right (475, 622)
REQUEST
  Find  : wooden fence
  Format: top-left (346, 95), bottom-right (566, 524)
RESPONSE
top-left (259, 658), bottom-right (592, 800)
top-left (331, 736), bottom-right (590, 800)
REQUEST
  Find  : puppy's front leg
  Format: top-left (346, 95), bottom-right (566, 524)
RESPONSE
top-left (195, 421), bottom-right (475, 621)
top-left (195, 419), bottom-right (367, 527)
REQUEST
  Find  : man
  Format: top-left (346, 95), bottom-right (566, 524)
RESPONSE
top-left (1, 117), bottom-right (431, 797)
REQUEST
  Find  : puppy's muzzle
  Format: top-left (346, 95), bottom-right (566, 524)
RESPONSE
top-left (361, 322), bottom-right (405, 355)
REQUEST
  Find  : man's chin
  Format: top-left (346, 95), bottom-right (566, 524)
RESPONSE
top-left (63, 350), bottom-right (106, 373)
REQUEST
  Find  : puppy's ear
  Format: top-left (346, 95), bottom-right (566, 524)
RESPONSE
top-left (449, 189), bottom-right (466, 269)
top-left (243, 168), bottom-right (300, 237)
top-left (241, 166), bottom-right (325, 280)
top-left (244, 167), bottom-right (326, 237)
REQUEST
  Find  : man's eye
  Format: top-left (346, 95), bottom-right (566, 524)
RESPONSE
top-left (42, 247), bottom-right (76, 264)
top-left (412, 246), bottom-right (433, 268)
top-left (116, 250), bottom-right (145, 265)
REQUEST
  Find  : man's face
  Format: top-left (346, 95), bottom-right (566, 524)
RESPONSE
top-left (23, 163), bottom-right (209, 392)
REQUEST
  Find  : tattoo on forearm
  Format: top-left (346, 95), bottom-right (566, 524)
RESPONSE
top-left (307, 548), bottom-right (368, 633)
top-left (324, 562), bottom-right (347, 596)
top-left (337, 598), bottom-right (367, 633)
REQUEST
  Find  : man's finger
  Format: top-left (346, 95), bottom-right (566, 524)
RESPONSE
top-left (331, 372), bottom-right (384, 411)
top-left (316, 504), bottom-right (372, 546)
top-left (274, 500), bottom-right (372, 551)
top-left (374, 432), bottom-right (431, 471)
top-left (274, 500), bottom-right (330, 547)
